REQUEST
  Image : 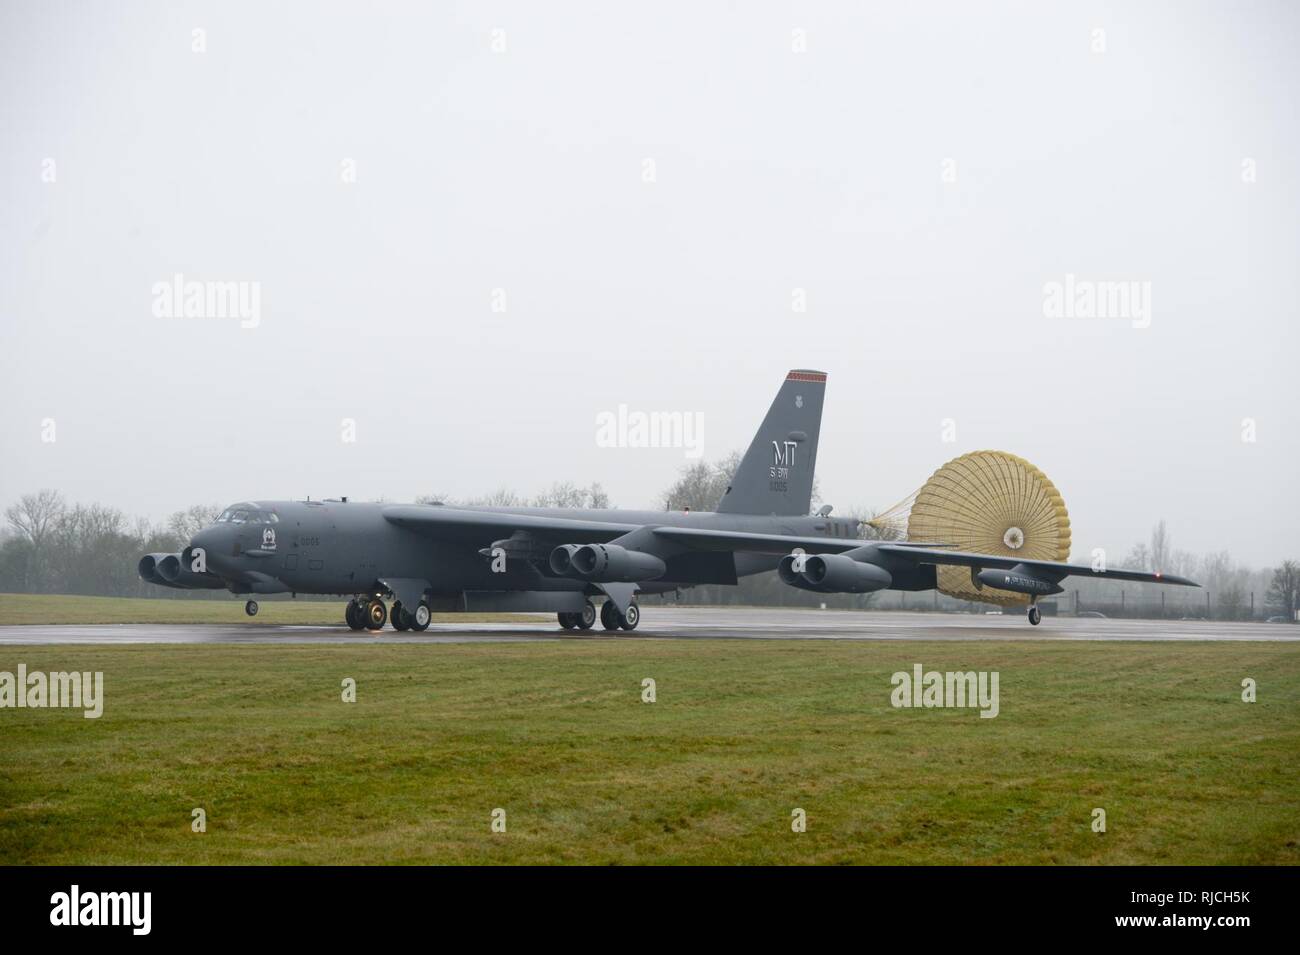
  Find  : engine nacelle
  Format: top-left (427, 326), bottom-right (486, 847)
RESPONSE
top-left (137, 553), bottom-right (170, 584)
top-left (778, 553), bottom-right (824, 592)
top-left (552, 543), bottom-right (667, 582)
top-left (778, 552), bottom-right (893, 594)
top-left (548, 544), bottom-right (582, 576)
top-left (975, 566), bottom-right (1063, 596)
top-left (138, 551), bottom-right (225, 590)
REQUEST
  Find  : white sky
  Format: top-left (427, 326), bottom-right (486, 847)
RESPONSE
top-left (1, 1), bottom-right (1297, 565)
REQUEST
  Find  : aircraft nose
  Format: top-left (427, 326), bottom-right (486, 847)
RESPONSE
top-left (190, 527), bottom-right (217, 552)
top-left (188, 525), bottom-right (234, 571)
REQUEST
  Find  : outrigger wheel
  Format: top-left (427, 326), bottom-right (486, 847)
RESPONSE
top-left (245, 599), bottom-right (259, 617)
top-left (1028, 604), bottom-right (1042, 626)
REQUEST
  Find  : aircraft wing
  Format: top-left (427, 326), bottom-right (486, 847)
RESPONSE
top-left (650, 526), bottom-right (872, 555)
top-left (381, 505), bottom-right (639, 543)
top-left (652, 528), bottom-right (1199, 587)
top-left (874, 544), bottom-right (1200, 586)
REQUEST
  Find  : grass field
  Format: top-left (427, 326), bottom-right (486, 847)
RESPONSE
top-left (1, 639), bottom-right (1296, 864)
top-left (0, 593), bottom-right (538, 626)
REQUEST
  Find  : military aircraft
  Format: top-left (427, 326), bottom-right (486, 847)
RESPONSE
top-left (137, 370), bottom-right (1197, 630)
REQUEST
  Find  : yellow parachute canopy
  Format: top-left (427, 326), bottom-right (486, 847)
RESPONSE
top-left (868, 450), bottom-right (1072, 607)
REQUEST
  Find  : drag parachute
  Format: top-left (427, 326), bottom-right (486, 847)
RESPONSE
top-left (868, 450), bottom-right (1072, 607)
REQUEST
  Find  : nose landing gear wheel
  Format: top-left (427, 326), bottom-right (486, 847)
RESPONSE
top-left (245, 600), bottom-right (259, 617)
top-left (620, 604), bottom-right (640, 631)
top-left (1028, 605), bottom-right (1041, 626)
top-left (365, 598), bottom-right (387, 631)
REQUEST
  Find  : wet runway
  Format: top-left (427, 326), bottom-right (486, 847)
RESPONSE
top-left (0, 608), bottom-right (1295, 644)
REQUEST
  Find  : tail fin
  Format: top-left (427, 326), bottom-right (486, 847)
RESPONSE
top-left (716, 370), bottom-right (826, 516)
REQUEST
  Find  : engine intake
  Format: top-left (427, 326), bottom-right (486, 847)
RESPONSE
top-left (138, 551), bottom-right (225, 590)
top-left (137, 553), bottom-right (170, 584)
top-left (778, 552), bottom-right (893, 594)
top-left (550, 543), bottom-right (666, 583)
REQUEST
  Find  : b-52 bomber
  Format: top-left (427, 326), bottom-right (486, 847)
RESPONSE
top-left (138, 370), bottom-right (1197, 630)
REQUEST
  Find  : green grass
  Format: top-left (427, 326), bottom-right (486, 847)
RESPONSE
top-left (0, 593), bottom-right (539, 626)
top-left (1, 640), bottom-right (1297, 864)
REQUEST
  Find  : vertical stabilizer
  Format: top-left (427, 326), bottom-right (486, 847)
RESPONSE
top-left (716, 370), bottom-right (826, 516)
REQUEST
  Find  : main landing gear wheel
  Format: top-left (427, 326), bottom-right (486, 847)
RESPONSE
top-left (600, 600), bottom-right (622, 631)
top-left (558, 612), bottom-right (577, 630)
top-left (391, 602), bottom-right (411, 631)
top-left (245, 600), bottom-right (259, 617)
top-left (345, 600), bottom-right (366, 631)
top-left (574, 600), bottom-right (596, 631)
top-left (364, 598), bottom-right (387, 631)
top-left (620, 603), bottom-right (640, 631)
top-left (1028, 605), bottom-right (1042, 626)
top-left (409, 602), bottom-right (431, 632)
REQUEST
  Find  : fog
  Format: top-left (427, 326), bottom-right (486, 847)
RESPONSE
top-left (2, 0), bottom-right (1296, 565)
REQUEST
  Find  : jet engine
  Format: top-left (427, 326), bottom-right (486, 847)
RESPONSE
top-left (137, 553), bottom-right (170, 585)
top-left (138, 552), bottom-right (225, 590)
top-left (549, 543), bottom-right (667, 583)
top-left (778, 552), bottom-right (893, 594)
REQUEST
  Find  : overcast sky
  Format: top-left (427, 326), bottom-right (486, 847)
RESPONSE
top-left (2, 1), bottom-right (1297, 566)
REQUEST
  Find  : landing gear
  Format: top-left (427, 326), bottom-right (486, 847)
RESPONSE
top-left (1027, 604), bottom-right (1041, 626)
top-left (409, 602), bottom-right (431, 632)
top-left (245, 599), bottom-right (259, 617)
top-left (364, 598), bottom-right (387, 631)
top-left (391, 601), bottom-right (410, 631)
top-left (600, 600), bottom-right (621, 631)
top-left (345, 599), bottom-right (366, 631)
top-left (558, 612), bottom-right (577, 630)
top-left (600, 600), bottom-right (640, 631)
top-left (576, 600), bottom-right (596, 631)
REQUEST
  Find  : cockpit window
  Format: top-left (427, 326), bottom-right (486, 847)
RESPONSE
top-left (216, 504), bottom-right (277, 524)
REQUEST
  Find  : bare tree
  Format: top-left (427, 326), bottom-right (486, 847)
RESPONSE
top-left (1150, 519), bottom-right (1171, 572)
top-left (658, 451), bottom-right (741, 511)
top-left (1266, 560), bottom-right (1300, 621)
top-left (5, 489), bottom-right (65, 553)
top-left (1125, 542), bottom-right (1151, 571)
top-left (167, 503), bottom-right (222, 543)
top-left (531, 482), bottom-right (611, 509)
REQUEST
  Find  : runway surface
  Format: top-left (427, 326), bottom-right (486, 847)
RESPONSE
top-left (0, 608), bottom-right (1295, 644)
